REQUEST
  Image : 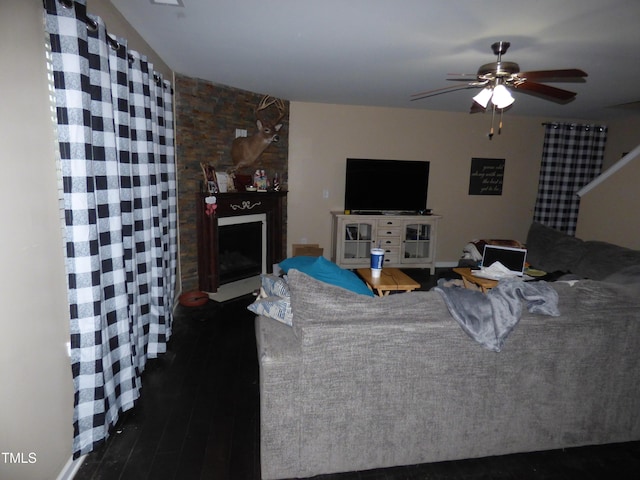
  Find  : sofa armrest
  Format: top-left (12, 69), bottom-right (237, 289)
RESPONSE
top-left (575, 241), bottom-right (640, 280)
top-left (255, 315), bottom-right (303, 478)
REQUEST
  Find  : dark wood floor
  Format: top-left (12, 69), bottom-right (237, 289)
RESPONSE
top-left (75, 270), bottom-right (640, 480)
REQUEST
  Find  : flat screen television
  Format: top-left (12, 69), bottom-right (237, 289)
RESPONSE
top-left (344, 158), bottom-right (430, 214)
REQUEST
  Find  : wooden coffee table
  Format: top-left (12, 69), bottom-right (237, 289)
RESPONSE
top-left (453, 267), bottom-right (498, 293)
top-left (357, 268), bottom-right (421, 296)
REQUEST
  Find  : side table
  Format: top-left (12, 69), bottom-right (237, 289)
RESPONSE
top-left (452, 267), bottom-right (498, 293)
top-left (357, 268), bottom-right (421, 296)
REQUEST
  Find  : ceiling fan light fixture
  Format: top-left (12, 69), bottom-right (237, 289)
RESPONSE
top-left (410, 41), bottom-right (588, 139)
top-left (491, 84), bottom-right (515, 109)
top-left (472, 88), bottom-right (493, 108)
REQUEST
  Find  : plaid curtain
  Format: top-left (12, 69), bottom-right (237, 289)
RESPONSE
top-left (533, 123), bottom-right (607, 235)
top-left (45, 0), bottom-right (177, 458)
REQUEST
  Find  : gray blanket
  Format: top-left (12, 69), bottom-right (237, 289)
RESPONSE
top-left (434, 278), bottom-right (560, 352)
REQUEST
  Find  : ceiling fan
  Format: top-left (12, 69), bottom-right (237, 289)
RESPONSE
top-left (411, 41), bottom-right (588, 138)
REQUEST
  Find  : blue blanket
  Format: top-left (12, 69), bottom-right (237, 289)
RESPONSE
top-left (434, 278), bottom-right (560, 352)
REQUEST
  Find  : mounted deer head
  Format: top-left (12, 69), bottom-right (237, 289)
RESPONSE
top-left (230, 95), bottom-right (286, 172)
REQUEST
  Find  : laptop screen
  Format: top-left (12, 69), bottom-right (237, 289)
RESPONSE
top-left (481, 245), bottom-right (528, 276)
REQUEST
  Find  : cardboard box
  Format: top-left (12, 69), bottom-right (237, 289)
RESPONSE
top-left (292, 243), bottom-right (323, 257)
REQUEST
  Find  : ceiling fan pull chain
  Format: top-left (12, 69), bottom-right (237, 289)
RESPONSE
top-left (498, 109), bottom-right (504, 135)
top-left (488, 104), bottom-right (496, 140)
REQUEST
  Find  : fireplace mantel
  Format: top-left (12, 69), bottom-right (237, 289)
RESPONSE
top-left (196, 191), bottom-right (287, 292)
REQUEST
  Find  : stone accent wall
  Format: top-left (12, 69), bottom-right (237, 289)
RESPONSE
top-left (175, 74), bottom-right (289, 292)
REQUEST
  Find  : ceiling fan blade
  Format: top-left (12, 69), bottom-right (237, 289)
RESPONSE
top-left (514, 81), bottom-right (577, 101)
top-left (469, 101), bottom-right (486, 114)
top-left (410, 83), bottom-right (477, 101)
top-left (517, 69), bottom-right (588, 80)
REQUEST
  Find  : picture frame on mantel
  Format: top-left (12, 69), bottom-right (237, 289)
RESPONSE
top-left (468, 157), bottom-right (505, 195)
top-left (200, 162), bottom-right (219, 194)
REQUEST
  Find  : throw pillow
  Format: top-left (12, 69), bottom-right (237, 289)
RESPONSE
top-left (260, 273), bottom-right (290, 297)
top-left (247, 274), bottom-right (293, 326)
top-left (278, 255), bottom-right (319, 272)
top-left (280, 256), bottom-right (374, 296)
top-left (247, 296), bottom-right (293, 326)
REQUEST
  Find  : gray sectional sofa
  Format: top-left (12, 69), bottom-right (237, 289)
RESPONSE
top-left (525, 221), bottom-right (640, 281)
top-left (254, 223), bottom-right (640, 479)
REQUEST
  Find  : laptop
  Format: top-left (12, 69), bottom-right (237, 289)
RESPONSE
top-left (480, 244), bottom-right (528, 277)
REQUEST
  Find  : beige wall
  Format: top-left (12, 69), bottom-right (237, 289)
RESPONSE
top-left (288, 102), bottom-right (553, 264)
top-left (601, 116), bottom-right (640, 170)
top-left (288, 103), bottom-right (640, 263)
top-left (575, 116), bottom-right (640, 249)
top-left (0, 1), bottom-right (74, 478)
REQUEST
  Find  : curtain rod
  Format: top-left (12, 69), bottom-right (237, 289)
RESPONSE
top-left (54, 0), bottom-right (164, 87)
top-left (541, 122), bottom-right (606, 131)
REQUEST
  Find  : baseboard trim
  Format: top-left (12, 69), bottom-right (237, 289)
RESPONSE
top-left (56, 454), bottom-right (86, 480)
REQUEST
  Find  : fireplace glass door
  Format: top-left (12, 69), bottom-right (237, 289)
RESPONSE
top-left (218, 219), bottom-right (264, 285)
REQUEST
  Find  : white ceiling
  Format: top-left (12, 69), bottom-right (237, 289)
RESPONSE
top-left (110, 0), bottom-right (640, 121)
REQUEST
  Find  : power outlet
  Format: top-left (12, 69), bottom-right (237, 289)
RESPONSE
top-left (235, 128), bottom-right (247, 138)
top-left (322, 189), bottom-right (329, 199)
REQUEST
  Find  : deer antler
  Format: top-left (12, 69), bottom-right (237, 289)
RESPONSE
top-left (256, 95), bottom-right (276, 112)
top-left (256, 95), bottom-right (286, 123)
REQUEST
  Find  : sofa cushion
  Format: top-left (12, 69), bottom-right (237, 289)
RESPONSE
top-left (525, 222), bottom-right (585, 273)
top-left (575, 241), bottom-right (640, 280)
top-left (280, 256), bottom-right (374, 297)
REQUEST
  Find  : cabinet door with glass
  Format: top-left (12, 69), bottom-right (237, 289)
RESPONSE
top-left (401, 222), bottom-right (433, 263)
top-left (341, 220), bottom-right (375, 264)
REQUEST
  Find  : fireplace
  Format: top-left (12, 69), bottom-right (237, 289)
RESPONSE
top-left (218, 214), bottom-right (267, 285)
top-left (196, 191), bottom-right (286, 299)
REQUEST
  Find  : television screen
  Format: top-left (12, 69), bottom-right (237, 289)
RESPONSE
top-left (344, 158), bottom-right (430, 213)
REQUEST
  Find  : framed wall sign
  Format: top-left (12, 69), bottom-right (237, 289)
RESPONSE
top-left (469, 157), bottom-right (505, 195)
